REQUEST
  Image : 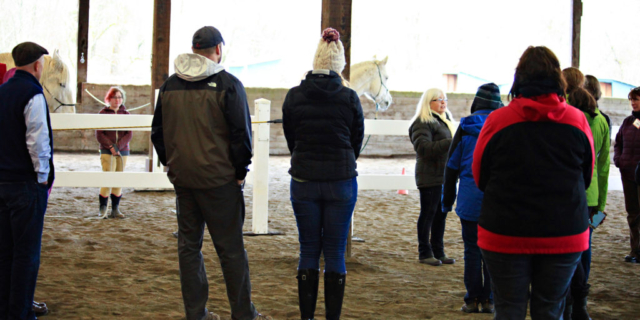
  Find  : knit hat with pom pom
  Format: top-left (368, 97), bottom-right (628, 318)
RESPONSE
top-left (313, 28), bottom-right (346, 74)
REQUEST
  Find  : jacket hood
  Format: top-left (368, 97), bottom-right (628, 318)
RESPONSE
top-left (460, 110), bottom-right (491, 137)
top-left (509, 93), bottom-right (569, 122)
top-left (175, 53), bottom-right (225, 82)
top-left (300, 70), bottom-right (344, 100)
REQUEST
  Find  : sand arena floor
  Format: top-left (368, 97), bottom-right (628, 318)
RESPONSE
top-left (33, 154), bottom-right (640, 319)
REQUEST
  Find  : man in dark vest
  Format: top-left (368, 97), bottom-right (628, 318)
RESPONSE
top-left (0, 42), bottom-right (55, 320)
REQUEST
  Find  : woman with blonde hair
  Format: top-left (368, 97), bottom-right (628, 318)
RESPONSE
top-left (409, 87), bottom-right (455, 266)
top-left (95, 86), bottom-right (132, 218)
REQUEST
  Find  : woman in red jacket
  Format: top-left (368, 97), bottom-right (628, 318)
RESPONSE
top-left (472, 46), bottom-right (594, 319)
top-left (95, 86), bottom-right (132, 218)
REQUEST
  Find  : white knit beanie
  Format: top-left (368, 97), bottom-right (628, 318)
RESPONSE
top-left (313, 28), bottom-right (345, 74)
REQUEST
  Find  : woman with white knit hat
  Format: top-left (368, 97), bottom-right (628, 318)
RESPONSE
top-left (283, 28), bottom-right (364, 320)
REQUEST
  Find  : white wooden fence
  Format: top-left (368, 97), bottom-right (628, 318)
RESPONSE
top-left (49, 102), bottom-right (623, 236)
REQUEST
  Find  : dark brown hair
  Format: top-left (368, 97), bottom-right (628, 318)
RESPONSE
top-left (562, 67), bottom-right (585, 94)
top-left (584, 75), bottom-right (601, 101)
top-left (568, 87), bottom-right (597, 115)
top-left (509, 46), bottom-right (567, 99)
top-left (630, 87), bottom-right (640, 100)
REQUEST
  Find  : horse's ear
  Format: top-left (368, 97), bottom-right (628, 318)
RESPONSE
top-left (380, 56), bottom-right (388, 65)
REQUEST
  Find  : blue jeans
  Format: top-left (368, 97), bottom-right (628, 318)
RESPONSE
top-left (481, 249), bottom-right (581, 320)
top-left (417, 186), bottom-right (447, 259)
top-left (290, 177), bottom-right (357, 274)
top-left (0, 181), bottom-right (49, 320)
top-left (460, 219), bottom-right (492, 304)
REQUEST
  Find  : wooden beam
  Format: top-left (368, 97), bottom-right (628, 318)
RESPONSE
top-left (321, 0), bottom-right (352, 81)
top-left (76, 0), bottom-right (89, 105)
top-left (149, 0), bottom-right (171, 171)
top-left (572, 0), bottom-right (583, 68)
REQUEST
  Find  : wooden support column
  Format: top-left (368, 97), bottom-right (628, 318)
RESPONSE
top-left (149, 0), bottom-right (171, 171)
top-left (572, 0), bottom-right (583, 68)
top-left (321, 0), bottom-right (352, 81)
top-left (76, 0), bottom-right (89, 105)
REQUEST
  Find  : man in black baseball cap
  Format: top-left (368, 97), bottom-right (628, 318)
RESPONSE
top-left (12, 41), bottom-right (49, 67)
top-left (192, 26), bottom-right (225, 50)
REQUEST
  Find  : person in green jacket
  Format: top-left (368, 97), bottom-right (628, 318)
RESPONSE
top-left (563, 67), bottom-right (610, 320)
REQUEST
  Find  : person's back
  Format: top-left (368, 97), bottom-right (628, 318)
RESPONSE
top-left (155, 55), bottom-right (251, 188)
top-left (471, 46), bottom-right (594, 320)
top-left (283, 69), bottom-right (363, 181)
top-left (151, 26), bottom-right (270, 320)
top-left (474, 94), bottom-right (593, 252)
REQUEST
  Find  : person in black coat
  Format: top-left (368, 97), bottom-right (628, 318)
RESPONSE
top-left (282, 28), bottom-right (364, 320)
top-left (409, 87), bottom-right (455, 266)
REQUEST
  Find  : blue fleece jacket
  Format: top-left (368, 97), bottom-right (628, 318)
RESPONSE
top-left (441, 109), bottom-right (491, 221)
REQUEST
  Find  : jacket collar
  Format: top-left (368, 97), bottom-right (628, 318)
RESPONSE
top-left (12, 70), bottom-right (42, 89)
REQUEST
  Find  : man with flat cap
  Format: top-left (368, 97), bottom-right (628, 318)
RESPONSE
top-left (152, 27), bottom-right (271, 320)
top-left (0, 42), bottom-right (54, 320)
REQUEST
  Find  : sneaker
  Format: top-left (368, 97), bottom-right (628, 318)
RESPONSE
top-left (419, 257), bottom-right (442, 266)
top-left (203, 312), bottom-right (220, 320)
top-left (254, 314), bottom-right (273, 320)
top-left (437, 256), bottom-right (456, 264)
top-left (625, 255), bottom-right (638, 263)
top-left (480, 300), bottom-right (495, 313)
top-left (461, 300), bottom-right (479, 313)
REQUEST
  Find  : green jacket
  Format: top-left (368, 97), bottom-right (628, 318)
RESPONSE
top-left (584, 109), bottom-right (610, 211)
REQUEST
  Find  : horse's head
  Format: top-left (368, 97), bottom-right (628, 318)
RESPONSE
top-left (351, 56), bottom-right (393, 111)
top-left (367, 56), bottom-right (392, 111)
top-left (41, 50), bottom-right (75, 113)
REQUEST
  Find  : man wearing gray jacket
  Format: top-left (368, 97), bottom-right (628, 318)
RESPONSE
top-left (151, 26), bottom-right (270, 320)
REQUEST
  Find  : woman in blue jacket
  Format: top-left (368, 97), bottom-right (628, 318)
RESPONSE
top-left (442, 83), bottom-right (503, 314)
top-left (282, 28), bottom-right (365, 320)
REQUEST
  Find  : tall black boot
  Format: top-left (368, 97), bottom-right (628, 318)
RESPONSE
top-left (99, 195), bottom-right (108, 217)
top-left (572, 284), bottom-right (591, 320)
top-left (324, 272), bottom-right (346, 320)
top-left (297, 269), bottom-right (319, 320)
top-left (110, 194), bottom-right (125, 218)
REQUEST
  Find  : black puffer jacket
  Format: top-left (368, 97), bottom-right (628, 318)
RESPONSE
top-left (409, 114), bottom-right (453, 188)
top-left (283, 70), bottom-right (364, 181)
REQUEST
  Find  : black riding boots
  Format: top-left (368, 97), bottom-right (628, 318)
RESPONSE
top-left (324, 272), bottom-right (346, 320)
top-left (297, 269), bottom-right (319, 320)
top-left (99, 195), bottom-right (108, 217)
top-left (110, 194), bottom-right (125, 219)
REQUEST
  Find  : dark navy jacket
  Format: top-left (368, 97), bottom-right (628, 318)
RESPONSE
top-left (442, 109), bottom-right (492, 221)
top-left (0, 70), bottom-right (54, 184)
top-left (282, 70), bottom-right (364, 181)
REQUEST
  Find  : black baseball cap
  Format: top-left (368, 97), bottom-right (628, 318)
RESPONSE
top-left (12, 42), bottom-right (49, 67)
top-left (192, 26), bottom-right (225, 49)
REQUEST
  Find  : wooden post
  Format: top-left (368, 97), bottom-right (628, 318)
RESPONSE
top-left (149, 0), bottom-right (171, 172)
top-left (571, 0), bottom-right (583, 68)
top-left (321, 0), bottom-right (352, 81)
top-left (76, 0), bottom-right (89, 105)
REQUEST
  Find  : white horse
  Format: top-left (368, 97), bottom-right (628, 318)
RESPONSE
top-left (0, 50), bottom-right (76, 113)
top-left (351, 56), bottom-right (392, 111)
